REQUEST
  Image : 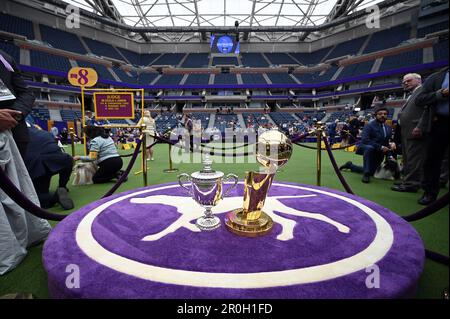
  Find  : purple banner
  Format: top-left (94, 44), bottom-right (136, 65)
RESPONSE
top-left (25, 80), bottom-right (403, 102)
top-left (19, 60), bottom-right (448, 90)
top-left (94, 92), bottom-right (135, 119)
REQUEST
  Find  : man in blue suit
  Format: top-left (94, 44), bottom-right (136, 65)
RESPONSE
top-left (339, 106), bottom-right (396, 183)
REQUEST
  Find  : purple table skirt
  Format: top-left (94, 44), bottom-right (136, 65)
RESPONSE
top-left (43, 182), bottom-right (424, 299)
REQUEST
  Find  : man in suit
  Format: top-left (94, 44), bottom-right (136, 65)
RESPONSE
top-left (415, 67), bottom-right (449, 205)
top-left (0, 48), bottom-right (35, 158)
top-left (340, 105), bottom-right (396, 183)
top-left (392, 73), bottom-right (428, 192)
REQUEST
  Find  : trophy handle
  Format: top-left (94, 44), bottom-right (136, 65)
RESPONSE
top-left (177, 173), bottom-right (193, 196)
top-left (223, 174), bottom-right (239, 197)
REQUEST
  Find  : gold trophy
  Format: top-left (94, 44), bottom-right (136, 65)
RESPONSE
top-left (225, 130), bottom-right (293, 237)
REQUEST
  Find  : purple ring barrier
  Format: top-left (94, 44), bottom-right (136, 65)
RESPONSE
top-left (43, 181), bottom-right (424, 299)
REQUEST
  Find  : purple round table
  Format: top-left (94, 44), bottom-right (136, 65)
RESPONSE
top-left (43, 182), bottom-right (425, 299)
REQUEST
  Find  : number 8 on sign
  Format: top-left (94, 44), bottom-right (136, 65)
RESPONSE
top-left (67, 67), bottom-right (98, 87)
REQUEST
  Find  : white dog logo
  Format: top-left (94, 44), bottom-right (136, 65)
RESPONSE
top-left (130, 194), bottom-right (350, 242)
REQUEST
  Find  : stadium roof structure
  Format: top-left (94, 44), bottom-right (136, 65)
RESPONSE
top-left (58, 0), bottom-right (408, 42)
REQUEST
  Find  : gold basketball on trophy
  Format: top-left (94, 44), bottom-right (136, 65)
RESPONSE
top-left (256, 130), bottom-right (293, 170)
top-left (225, 129), bottom-right (293, 237)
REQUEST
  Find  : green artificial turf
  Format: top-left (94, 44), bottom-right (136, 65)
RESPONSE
top-left (0, 143), bottom-right (448, 299)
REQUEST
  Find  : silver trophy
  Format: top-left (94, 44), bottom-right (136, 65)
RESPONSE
top-left (178, 155), bottom-right (238, 231)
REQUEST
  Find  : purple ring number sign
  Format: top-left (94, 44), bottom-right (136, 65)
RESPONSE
top-left (43, 182), bottom-right (425, 299)
top-left (93, 92), bottom-right (135, 119)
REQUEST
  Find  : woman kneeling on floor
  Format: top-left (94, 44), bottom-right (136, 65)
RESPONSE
top-left (73, 125), bottom-right (125, 183)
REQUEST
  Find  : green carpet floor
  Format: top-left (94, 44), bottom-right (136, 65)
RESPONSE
top-left (0, 143), bottom-right (448, 299)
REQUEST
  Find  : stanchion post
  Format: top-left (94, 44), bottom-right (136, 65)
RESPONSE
top-left (141, 124), bottom-right (148, 187)
top-left (163, 143), bottom-right (179, 173)
top-left (69, 127), bottom-right (75, 157)
top-left (316, 122), bottom-right (323, 186)
top-left (168, 144), bottom-right (173, 170)
top-left (81, 86), bottom-right (88, 155)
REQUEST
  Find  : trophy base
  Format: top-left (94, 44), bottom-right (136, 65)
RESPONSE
top-left (224, 209), bottom-right (273, 237)
top-left (196, 216), bottom-right (221, 231)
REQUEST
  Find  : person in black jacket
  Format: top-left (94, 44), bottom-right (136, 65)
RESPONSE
top-left (24, 125), bottom-right (74, 210)
top-left (414, 67), bottom-right (449, 205)
top-left (348, 116), bottom-right (361, 144)
top-left (0, 48), bottom-right (35, 158)
top-left (327, 119), bottom-right (338, 145)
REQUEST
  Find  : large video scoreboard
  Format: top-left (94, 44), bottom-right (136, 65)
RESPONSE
top-left (210, 34), bottom-right (240, 54)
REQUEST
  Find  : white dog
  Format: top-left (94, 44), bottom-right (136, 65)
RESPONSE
top-left (72, 162), bottom-right (97, 186)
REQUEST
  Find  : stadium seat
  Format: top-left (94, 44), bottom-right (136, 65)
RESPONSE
top-left (40, 24), bottom-right (86, 55)
top-left (30, 50), bottom-right (71, 73)
top-left (0, 12), bottom-right (34, 39)
top-left (82, 37), bottom-right (124, 61)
